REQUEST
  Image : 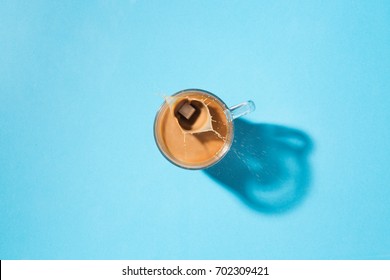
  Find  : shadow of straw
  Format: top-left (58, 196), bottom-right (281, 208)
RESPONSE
top-left (204, 119), bottom-right (314, 214)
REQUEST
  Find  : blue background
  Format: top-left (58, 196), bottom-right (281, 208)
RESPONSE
top-left (1, 0), bottom-right (390, 259)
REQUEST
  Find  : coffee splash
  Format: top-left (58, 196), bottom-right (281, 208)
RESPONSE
top-left (164, 95), bottom-right (226, 140)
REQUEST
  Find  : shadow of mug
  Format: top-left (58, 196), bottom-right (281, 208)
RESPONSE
top-left (204, 119), bottom-right (313, 214)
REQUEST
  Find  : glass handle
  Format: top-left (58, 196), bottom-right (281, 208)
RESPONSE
top-left (229, 100), bottom-right (256, 120)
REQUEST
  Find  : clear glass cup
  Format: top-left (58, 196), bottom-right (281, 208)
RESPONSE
top-left (154, 89), bottom-right (255, 169)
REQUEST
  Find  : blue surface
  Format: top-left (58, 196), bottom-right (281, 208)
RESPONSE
top-left (1, 1), bottom-right (390, 259)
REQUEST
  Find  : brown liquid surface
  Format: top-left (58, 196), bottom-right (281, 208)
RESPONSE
top-left (155, 91), bottom-right (232, 168)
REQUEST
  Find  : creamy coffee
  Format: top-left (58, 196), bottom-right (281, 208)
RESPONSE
top-left (154, 90), bottom-right (233, 169)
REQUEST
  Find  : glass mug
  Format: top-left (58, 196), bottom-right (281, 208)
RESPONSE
top-left (154, 89), bottom-right (255, 169)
